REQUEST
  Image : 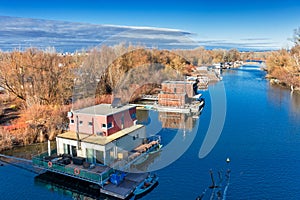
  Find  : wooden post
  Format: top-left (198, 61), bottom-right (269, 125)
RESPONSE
top-left (209, 169), bottom-right (215, 188)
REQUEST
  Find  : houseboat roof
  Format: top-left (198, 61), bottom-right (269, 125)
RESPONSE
top-left (162, 80), bottom-right (195, 85)
top-left (73, 104), bottom-right (136, 116)
top-left (57, 124), bottom-right (144, 146)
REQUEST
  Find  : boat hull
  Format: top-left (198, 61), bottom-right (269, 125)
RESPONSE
top-left (133, 174), bottom-right (159, 197)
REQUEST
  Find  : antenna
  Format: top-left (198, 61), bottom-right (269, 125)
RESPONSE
top-left (92, 117), bottom-right (94, 135)
top-left (76, 115), bottom-right (81, 150)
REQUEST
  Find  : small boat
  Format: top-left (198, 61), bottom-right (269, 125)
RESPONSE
top-left (133, 174), bottom-right (159, 197)
top-left (148, 144), bottom-right (162, 154)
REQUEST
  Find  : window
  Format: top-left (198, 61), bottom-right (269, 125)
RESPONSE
top-left (96, 150), bottom-right (104, 165)
top-left (133, 134), bottom-right (139, 140)
top-left (121, 114), bottom-right (124, 129)
top-left (88, 121), bottom-right (93, 126)
top-left (79, 121), bottom-right (83, 126)
top-left (102, 123), bottom-right (113, 129)
top-left (131, 113), bottom-right (136, 119)
top-left (63, 143), bottom-right (70, 155)
top-left (107, 122), bottom-right (113, 129)
top-left (70, 119), bottom-right (74, 124)
top-left (86, 148), bottom-right (94, 163)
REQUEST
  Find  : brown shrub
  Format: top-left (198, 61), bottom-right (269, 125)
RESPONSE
top-left (8, 104), bottom-right (69, 145)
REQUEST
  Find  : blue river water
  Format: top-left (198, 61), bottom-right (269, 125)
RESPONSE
top-left (1, 65), bottom-right (300, 199)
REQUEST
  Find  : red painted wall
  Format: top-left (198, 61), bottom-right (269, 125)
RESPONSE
top-left (68, 107), bottom-right (136, 136)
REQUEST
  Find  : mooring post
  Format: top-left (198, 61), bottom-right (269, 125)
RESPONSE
top-left (209, 169), bottom-right (215, 188)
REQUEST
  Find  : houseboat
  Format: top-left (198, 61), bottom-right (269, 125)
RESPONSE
top-left (154, 80), bottom-right (205, 115)
top-left (32, 102), bottom-right (161, 199)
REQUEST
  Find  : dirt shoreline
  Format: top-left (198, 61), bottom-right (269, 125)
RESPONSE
top-left (267, 76), bottom-right (300, 92)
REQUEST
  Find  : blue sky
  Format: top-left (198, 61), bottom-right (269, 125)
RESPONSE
top-left (1, 0), bottom-right (300, 50)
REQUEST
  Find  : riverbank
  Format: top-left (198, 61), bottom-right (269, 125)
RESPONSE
top-left (266, 75), bottom-right (300, 92)
top-left (265, 44), bottom-right (300, 92)
top-left (1, 141), bottom-right (56, 159)
top-left (0, 91), bottom-right (71, 152)
top-left (0, 93), bottom-right (20, 151)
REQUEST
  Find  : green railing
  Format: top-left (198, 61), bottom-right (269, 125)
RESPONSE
top-left (32, 150), bottom-right (113, 185)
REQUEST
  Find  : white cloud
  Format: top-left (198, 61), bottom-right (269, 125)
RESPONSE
top-left (0, 16), bottom-right (280, 51)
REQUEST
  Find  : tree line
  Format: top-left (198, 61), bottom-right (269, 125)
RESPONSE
top-left (0, 43), bottom-right (268, 151)
top-left (266, 28), bottom-right (300, 90)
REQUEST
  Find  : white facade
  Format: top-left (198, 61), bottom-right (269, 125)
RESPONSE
top-left (56, 126), bottom-right (146, 166)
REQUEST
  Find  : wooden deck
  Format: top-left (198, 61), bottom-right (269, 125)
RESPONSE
top-left (100, 173), bottom-right (149, 199)
top-left (65, 163), bottom-right (109, 174)
top-left (32, 151), bottom-right (113, 185)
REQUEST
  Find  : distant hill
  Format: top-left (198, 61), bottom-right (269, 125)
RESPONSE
top-left (0, 16), bottom-right (195, 52)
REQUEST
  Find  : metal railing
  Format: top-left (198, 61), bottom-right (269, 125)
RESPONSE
top-left (32, 150), bottom-right (113, 185)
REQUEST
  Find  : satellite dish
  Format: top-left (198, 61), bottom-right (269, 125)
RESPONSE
top-left (67, 112), bottom-right (73, 117)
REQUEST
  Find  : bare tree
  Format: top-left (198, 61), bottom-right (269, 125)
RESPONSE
top-left (0, 48), bottom-right (82, 106)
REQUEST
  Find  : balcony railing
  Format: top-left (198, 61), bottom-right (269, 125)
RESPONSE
top-left (32, 150), bottom-right (113, 186)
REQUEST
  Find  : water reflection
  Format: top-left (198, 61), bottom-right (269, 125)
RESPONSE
top-left (137, 108), bottom-right (197, 131)
top-left (129, 151), bottom-right (162, 173)
top-left (290, 91), bottom-right (300, 114)
top-left (158, 112), bottom-right (197, 131)
top-left (136, 109), bottom-right (151, 125)
top-left (268, 84), bottom-right (289, 108)
top-left (135, 108), bottom-right (201, 171)
top-left (268, 83), bottom-right (300, 115)
top-left (2, 142), bottom-right (56, 159)
top-left (34, 171), bottom-right (113, 200)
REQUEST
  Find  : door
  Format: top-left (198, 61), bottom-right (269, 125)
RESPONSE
top-left (71, 145), bottom-right (77, 157)
top-left (86, 148), bottom-right (94, 163)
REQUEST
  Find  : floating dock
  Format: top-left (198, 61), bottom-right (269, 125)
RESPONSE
top-left (153, 99), bottom-right (204, 115)
top-left (101, 173), bottom-right (149, 199)
top-left (32, 142), bottom-right (160, 199)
